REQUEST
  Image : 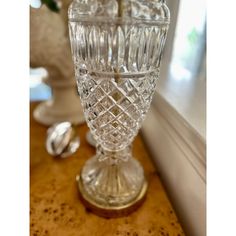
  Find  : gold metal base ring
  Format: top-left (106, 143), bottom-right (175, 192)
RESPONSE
top-left (76, 175), bottom-right (148, 218)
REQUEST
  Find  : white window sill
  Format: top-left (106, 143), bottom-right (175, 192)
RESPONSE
top-left (157, 63), bottom-right (206, 140)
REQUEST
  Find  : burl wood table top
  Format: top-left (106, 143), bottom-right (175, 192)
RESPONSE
top-left (30, 102), bottom-right (185, 236)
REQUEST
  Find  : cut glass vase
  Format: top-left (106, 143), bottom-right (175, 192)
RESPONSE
top-left (68, 0), bottom-right (170, 217)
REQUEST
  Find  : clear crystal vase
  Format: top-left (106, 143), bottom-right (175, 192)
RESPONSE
top-left (68, 0), bottom-right (170, 216)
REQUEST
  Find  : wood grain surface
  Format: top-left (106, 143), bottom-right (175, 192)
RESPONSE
top-left (30, 102), bottom-right (185, 236)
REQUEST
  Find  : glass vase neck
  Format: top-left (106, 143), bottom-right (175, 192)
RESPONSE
top-left (96, 145), bottom-right (132, 164)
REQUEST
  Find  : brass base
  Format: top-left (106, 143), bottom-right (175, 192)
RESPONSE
top-left (76, 175), bottom-right (148, 218)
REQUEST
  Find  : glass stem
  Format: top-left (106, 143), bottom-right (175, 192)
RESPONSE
top-left (96, 145), bottom-right (132, 165)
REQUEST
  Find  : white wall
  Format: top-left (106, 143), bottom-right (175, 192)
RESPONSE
top-left (142, 93), bottom-right (206, 236)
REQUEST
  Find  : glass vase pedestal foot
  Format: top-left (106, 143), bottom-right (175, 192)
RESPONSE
top-left (77, 175), bottom-right (147, 217)
top-left (76, 146), bottom-right (148, 217)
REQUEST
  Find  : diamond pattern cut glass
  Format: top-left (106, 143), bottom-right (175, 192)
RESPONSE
top-left (68, 0), bottom-right (170, 216)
